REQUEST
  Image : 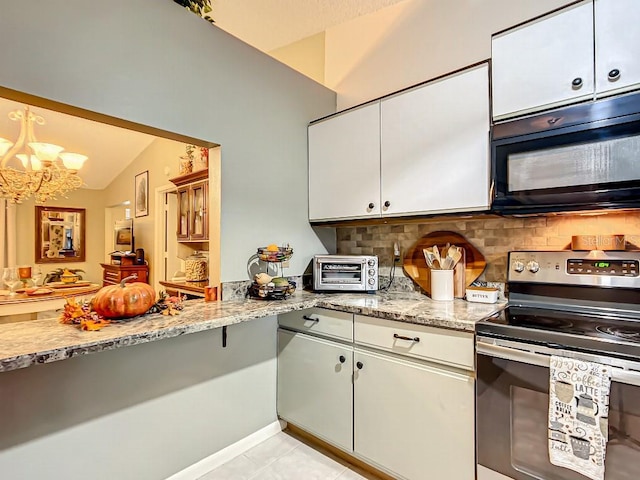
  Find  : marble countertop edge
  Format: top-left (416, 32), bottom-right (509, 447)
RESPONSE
top-left (0, 291), bottom-right (505, 373)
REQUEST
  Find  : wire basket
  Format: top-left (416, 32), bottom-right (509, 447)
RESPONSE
top-left (257, 246), bottom-right (293, 263)
top-left (247, 280), bottom-right (296, 300)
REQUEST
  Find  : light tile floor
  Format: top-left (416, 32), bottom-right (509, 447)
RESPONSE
top-left (198, 431), bottom-right (383, 480)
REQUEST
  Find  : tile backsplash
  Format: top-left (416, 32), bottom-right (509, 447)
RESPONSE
top-left (336, 211), bottom-right (640, 283)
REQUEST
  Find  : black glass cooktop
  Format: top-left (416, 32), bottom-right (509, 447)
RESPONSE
top-left (477, 305), bottom-right (640, 360)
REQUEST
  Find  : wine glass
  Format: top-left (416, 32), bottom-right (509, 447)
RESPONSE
top-left (2, 267), bottom-right (23, 296)
top-left (31, 265), bottom-right (43, 286)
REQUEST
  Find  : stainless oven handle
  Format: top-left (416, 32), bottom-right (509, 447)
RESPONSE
top-left (477, 340), bottom-right (640, 387)
top-left (477, 341), bottom-right (549, 368)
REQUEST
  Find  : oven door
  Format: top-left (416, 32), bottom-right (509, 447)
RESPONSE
top-left (477, 338), bottom-right (640, 480)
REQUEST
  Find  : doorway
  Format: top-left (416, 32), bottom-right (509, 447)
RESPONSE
top-left (154, 184), bottom-right (182, 293)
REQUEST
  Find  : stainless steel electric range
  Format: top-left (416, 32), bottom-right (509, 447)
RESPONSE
top-left (476, 250), bottom-right (640, 480)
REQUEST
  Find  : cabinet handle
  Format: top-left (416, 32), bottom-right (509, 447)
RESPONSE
top-left (302, 315), bottom-right (319, 323)
top-left (608, 69), bottom-right (621, 81)
top-left (356, 361), bottom-right (364, 370)
top-left (383, 200), bottom-right (391, 208)
top-left (394, 333), bottom-right (420, 342)
top-left (368, 202), bottom-right (375, 210)
top-left (339, 355), bottom-right (346, 364)
top-left (571, 77), bottom-right (583, 89)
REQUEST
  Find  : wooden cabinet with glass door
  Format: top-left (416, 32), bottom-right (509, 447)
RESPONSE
top-left (170, 168), bottom-right (209, 242)
top-left (189, 180), bottom-right (208, 241)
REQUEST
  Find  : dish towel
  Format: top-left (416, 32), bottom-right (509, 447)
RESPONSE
top-left (549, 355), bottom-right (612, 480)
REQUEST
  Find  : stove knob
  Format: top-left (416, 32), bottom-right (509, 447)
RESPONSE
top-left (367, 259), bottom-right (376, 266)
top-left (527, 261), bottom-right (540, 273)
top-left (368, 269), bottom-right (376, 276)
top-left (512, 261), bottom-right (525, 273)
top-left (368, 278), bottom-right (375, 285)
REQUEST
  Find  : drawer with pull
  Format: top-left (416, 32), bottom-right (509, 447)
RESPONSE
top-left (354, 314), bottom-right (474, 370)
top-left (104, 270), bottom-right (121, 279)
top-left (278, 307), bottom-right (353, 342)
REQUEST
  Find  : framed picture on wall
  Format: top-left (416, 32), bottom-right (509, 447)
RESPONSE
top-left (135, 170), bottom-right (149, 218)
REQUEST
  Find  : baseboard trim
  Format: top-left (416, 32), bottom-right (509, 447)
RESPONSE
top-left (166, 419), bottom-right (286, 480)
top-left (285, 423), bottom-right (396, 480)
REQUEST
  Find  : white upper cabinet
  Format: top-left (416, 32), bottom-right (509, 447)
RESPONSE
top-left (595, 0), bottom-right (640, 97)
top-left (308, 102), bottom-right (381, 221)
top-left (381, 63), bottom-right (490, 216)
top-left (308, 63), bottom-right (490, 222)
top-left (492, 1), bottom-right (595, 120)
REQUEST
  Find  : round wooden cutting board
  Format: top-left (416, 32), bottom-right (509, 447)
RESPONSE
top-left (403, 231), bottom-right (486, 297)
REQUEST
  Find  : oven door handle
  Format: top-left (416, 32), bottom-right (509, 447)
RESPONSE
top-left (477, 341), bottom-right (548, 368)
top-left (477, 340), bottom-right (640, 387)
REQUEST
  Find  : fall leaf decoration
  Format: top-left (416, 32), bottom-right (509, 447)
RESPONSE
top-left (147, 291), bottom-right (186, 316)
top-left (59, 298), bottom-right (110, 330)
top-left (80, 318), bottom-right (111, 331)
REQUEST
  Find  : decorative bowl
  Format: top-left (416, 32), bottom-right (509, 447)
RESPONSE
top-left (257, 246), bottom-right (293, 263)
top-left (247, 280), bottom-right (296, 300)
top-left (60, 273), bottom-right (80, 284)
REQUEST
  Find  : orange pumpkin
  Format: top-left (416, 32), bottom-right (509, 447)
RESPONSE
top-left (91, 275), bottom-right (156, 319)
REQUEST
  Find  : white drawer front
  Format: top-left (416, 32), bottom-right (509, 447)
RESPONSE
top-left (354, 314), bottom-right (473, 370)
top-left (278, 308), bottom-right (353, 341)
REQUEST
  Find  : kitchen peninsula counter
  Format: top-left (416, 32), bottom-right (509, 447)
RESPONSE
top-left (0, 290), bottom-right (504, 373)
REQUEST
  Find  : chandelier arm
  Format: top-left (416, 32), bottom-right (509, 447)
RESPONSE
top-left (1, 109), bottom-right (30, 168)
top-left (25, 107), bottom-right (40, 147)
top-left (32, 168), bottom-right (49, 194)
top-left (0, 169), bottom-right (10, 185)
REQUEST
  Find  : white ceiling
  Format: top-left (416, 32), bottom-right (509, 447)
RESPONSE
top-left (213, 0), bottom-right (408, 51)
top-left (0, 98), bottom-right (156, 190)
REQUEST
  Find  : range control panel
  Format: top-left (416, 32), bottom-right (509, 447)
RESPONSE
top-left (508, 251), bottom-right (640, 288)
top-left (567, 259), bottom-right (639, 276)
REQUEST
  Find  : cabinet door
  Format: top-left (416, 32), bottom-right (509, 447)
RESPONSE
top-left (189, 181), bottom-right (208, 240)
top-left (277, 330), bottom-right (353, 452)
top-left (354, 349), bottom-right (475, 480)
top-left (492, 1), bottom-right (594, 120)
top-left (381, 64), bottom-right (490, 216)
top-left (308, 102), bottom-right (381, 221)
top-left (595, 0), bottom-right (640, 96)
top-left (176, 187), bottom-right (190, 240)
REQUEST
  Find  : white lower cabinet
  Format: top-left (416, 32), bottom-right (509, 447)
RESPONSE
top-left (353, 348), bottom-right (475, 480)
top-left (277, 310), bottom-right (476, 480)
top-left (277, 328), bottom-right (353, 452)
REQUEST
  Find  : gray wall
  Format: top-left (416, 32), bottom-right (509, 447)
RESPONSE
top-left (0, 0), bottom-right (337, 281)
top-left (0, 317), bottom-right (278, 479)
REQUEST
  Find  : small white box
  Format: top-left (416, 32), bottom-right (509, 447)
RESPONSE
top-left (466, 286), bottom-right (499, 304)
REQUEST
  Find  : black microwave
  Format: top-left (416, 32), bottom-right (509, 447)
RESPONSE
top-left (491, 91), bottom-right (640, 215)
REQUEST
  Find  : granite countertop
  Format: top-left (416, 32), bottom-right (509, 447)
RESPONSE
top-left (0, 290), bottom-right (505, 373)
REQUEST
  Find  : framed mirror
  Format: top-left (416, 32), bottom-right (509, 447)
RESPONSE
top-left (35, 206), bottom-right (86, 263)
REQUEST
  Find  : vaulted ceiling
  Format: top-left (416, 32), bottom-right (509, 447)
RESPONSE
top-left (213, 0), bottom-right (408, 51)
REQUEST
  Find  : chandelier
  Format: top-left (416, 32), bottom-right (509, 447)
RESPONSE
top-left (0, 106), bottom-right (87, 203)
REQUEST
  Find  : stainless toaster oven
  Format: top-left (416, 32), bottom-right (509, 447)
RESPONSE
top-left (312, 255), bottom-right (378, 293)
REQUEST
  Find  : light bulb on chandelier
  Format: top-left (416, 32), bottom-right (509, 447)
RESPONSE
top-left (0, 106), bottom-right (87, 203)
